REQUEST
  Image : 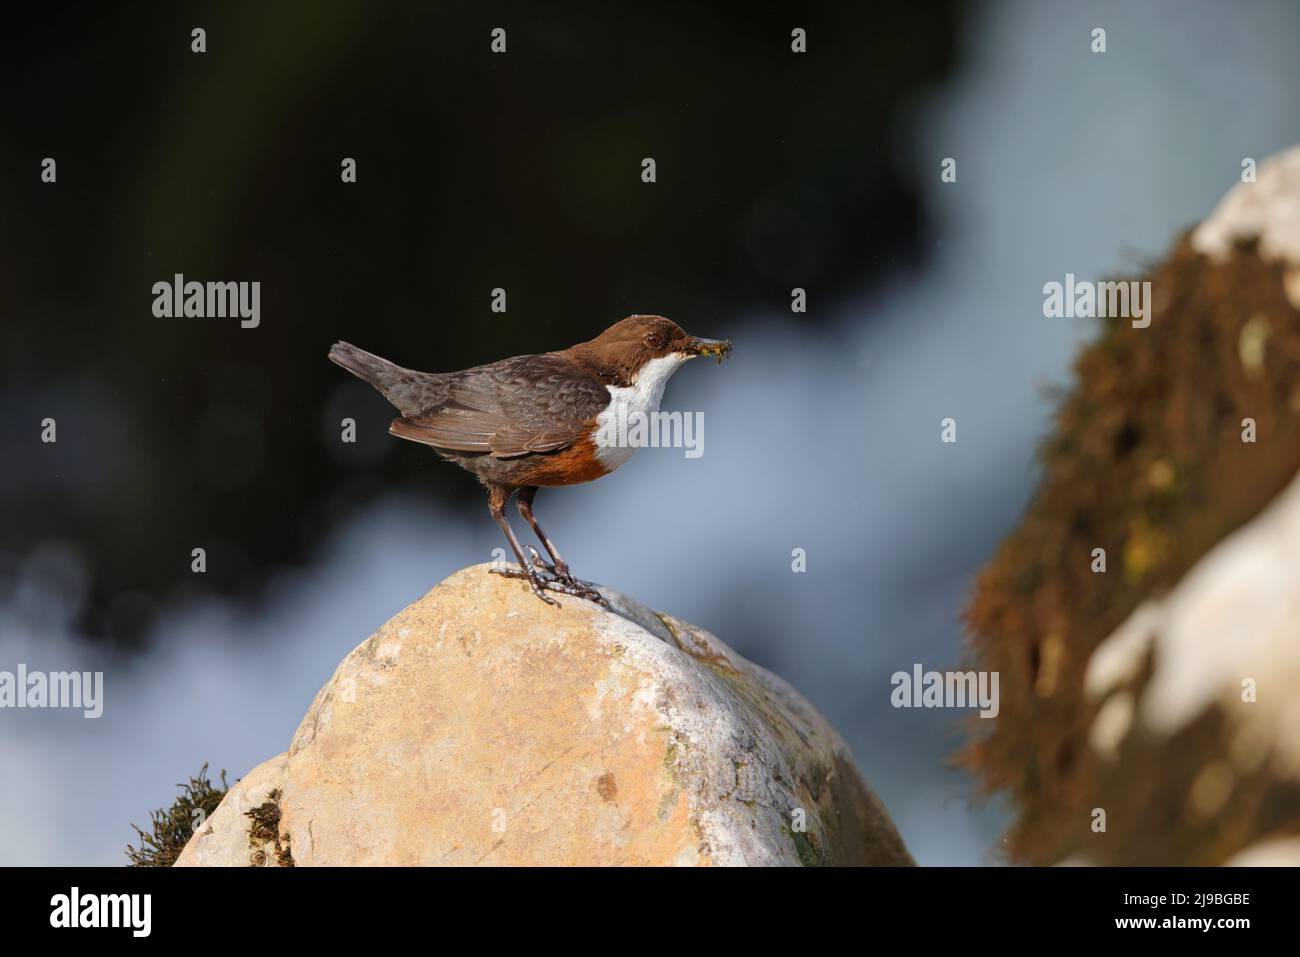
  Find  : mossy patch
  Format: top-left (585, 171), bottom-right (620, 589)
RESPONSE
top-left (246, 788), bottom-right (294, 867)
top-left (785, 825), bottom-right (821, 867)
top-left (126, 763), bottom-right (228, 867)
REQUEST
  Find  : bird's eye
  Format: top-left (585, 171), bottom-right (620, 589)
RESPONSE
top-left (646, 331), bottom-right (666, 350)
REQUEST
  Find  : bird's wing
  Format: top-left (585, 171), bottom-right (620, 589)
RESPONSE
top-left (389, 353), bottom-right (609, 458)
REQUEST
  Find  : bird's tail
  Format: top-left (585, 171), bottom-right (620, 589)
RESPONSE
top-left (329, 341), bottom-right (439, 416)
top-left (329, 341), bottom-right (403, 390)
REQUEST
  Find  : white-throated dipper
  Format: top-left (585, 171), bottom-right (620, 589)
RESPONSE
top-left (329, 315), bottom-right (731, 606)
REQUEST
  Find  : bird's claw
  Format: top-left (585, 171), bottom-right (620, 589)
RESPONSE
top-left (540, 575), bottom-right (610, 608)
top-left (490, 562), bottom-right (561, 605)
top-left (490, 557), bottom-right (609, 609)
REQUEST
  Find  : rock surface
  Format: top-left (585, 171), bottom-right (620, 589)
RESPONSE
top-left (177, 564), bottom-right (912, 866)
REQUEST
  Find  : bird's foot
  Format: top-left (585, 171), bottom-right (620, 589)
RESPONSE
top-left (524, 547), bottom-right (609, 607)
top-left (490, 562), bottom-right (561, 606)
top-left (491, 550), bottom-right (609, 608)
top-left (540, 575), bottom-right (610, 608)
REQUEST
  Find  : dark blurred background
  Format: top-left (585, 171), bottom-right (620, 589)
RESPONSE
top-left (1, 1), bottom-right (957, 645)
top-left (7, 1), bottom-right (1300, 865)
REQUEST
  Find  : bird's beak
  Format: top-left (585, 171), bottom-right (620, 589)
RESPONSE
top-left (679, 336), bottom-right (733, 363)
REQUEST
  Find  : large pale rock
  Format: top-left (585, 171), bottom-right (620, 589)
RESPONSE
top-left (179, 564), bottom-right (912, 866)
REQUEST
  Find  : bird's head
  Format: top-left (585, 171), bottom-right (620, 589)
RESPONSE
top-left (572, 315), bottom-right (732, 387)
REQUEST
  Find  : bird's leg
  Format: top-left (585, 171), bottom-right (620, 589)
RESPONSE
top-left (487, 486), bottom-right (607, 607)
top-left (516, 486), bottom-right (570, 578)
top-left (486, 485), bottom-right (558, 606)
top-left (516, 486), bottom-right (609, 607)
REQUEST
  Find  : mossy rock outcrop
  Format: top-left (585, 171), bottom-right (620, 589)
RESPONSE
top-left (963, 146), bottom-right (1300, 865)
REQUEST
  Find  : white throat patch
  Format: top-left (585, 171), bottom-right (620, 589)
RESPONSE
top-left (593, 353), bottom-right (691, 469)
